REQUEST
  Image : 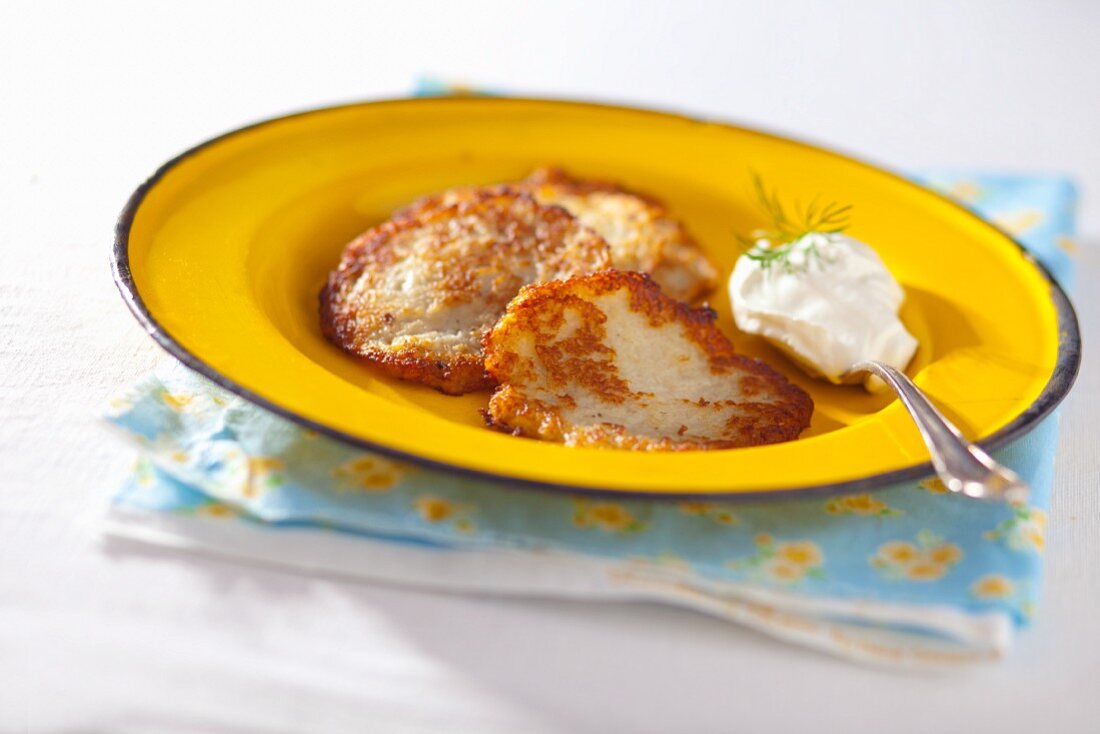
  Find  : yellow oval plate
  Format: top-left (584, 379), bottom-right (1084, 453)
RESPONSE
top-left (113, 97), bottom-right (1080, 499)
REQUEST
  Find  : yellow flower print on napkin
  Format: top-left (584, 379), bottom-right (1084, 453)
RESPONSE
top-left (414, 495), bottom-right (475, 533)
top-left (132, 457), bottom-right (157, 487)
top-left (573, 499), bottom-right (644, 533)
top-left (970, 574), bottom-right (1016, 600)
top-left (195, 500), bottom-right (241, 519)
top-left (105, 395), bottom-right (135, 417)
top-left (331, 455), bottom-right (412, 493)
top-left (160, 390), bottom-right (193, 411)
top-left (244, 456), bottom-right (286, 497)
top-left (984, 505), bottom-right (1046, 554)
top-left (416, 496), bottom-right (454, 522)
top-left (871, 530), bottom-right (963, 581)
top-left (677, 501), bottom-right (739, 525)
top-left (728, 534), bottom-right (825, 584)
top-left (992, 209), bottom-right (1044, 236)
top-left (918, 477), bottom-right (948, 494)
top-left (159, 387), bottom-right (225, 416)
top-left (944, 180), bottom-right (984, 204)
top-left (825, 493), bottom-right (901, 517)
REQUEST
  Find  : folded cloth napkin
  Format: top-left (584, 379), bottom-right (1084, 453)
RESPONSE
top-left (103, 148), bottom-right (1077, 669)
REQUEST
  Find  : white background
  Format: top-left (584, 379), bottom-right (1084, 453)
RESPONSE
top-left (2, 2), bottom-right (1098, 732)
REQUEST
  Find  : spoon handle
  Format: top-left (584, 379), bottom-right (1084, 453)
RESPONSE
top-left (849, 360), bottom-right (1029, 503)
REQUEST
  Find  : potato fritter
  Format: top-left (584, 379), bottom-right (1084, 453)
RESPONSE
top-left (521, 168), bottom-right (718, 302)
top-left (320, 189), bottom-right (612, 394)
top-left (482, 270), bottom-right (813, 450)
top-left (395, 168), bottom-right (719, 302)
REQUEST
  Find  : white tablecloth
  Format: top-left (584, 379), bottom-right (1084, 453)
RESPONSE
top-left (3, 3), bottom-right (1098, 731)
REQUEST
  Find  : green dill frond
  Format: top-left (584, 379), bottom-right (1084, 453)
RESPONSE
top-left (738, 173), bottom-right (853, 271)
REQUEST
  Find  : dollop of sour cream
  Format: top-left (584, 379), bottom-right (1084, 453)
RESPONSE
top-left (728, 233), bottom-right (918, 390)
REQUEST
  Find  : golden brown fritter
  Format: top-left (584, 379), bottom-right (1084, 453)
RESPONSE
top-left (483, 270), bottom-right (813, 450)
top-left (320, 189), bottom-right (612, 394)
top-left (521, 168), bottom-right (718, 302)
top-left (395, 168), bottom-right (719, 302)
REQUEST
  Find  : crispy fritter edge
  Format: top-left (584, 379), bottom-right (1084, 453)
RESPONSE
top-left (320, 189), bottom-right (604, 395)
top-left (482, 270), bottom-right (814, 449)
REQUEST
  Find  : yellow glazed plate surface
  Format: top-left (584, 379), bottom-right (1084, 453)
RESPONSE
top-left (114, 98), bottom-right (1079, 498)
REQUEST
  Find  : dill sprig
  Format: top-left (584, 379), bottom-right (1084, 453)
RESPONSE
top-left (737, 174), bottom-right (853, 272)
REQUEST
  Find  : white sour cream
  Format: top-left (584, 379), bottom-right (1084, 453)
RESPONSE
top-left (728, 233), bottom-right (918, 390)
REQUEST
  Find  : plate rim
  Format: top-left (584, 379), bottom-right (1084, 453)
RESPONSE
top-left (111, 95), bottom-right (1082, 501)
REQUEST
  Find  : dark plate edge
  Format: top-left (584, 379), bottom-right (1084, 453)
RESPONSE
top-left (110, 95), bottom-right (1083, 502)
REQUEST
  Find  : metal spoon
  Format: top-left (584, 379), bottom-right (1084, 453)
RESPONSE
top-left (846, 360), bottom-right (1029, 504)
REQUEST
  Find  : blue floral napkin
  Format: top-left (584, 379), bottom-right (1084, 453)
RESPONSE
top-left (105, 141), bottom-right (1077, 667)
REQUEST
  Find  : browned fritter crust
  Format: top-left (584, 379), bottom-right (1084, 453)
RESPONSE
top-left (321, 189), bottom-right (612, 394)
top-left (482, 270), bottom-right (813, 450)
top-left (522, 166), bottom-right (661, 202)
top-left (394, 168), bottom-right (719, 302)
